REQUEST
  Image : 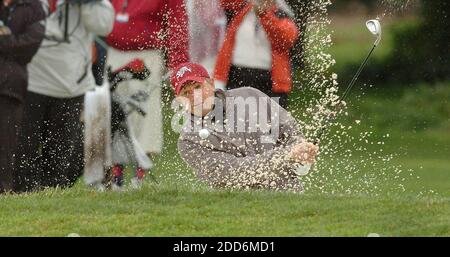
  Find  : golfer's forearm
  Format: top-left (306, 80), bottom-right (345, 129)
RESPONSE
top-left (181, 141), bottom-right (295, 189)
top-left (278, 118), bottom-right (303, 147)
top-left (218, 148), bottom-right (295, 189)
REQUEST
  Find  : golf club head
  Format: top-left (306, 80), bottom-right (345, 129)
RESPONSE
top-left (366, 19), bottom-right (382, 46)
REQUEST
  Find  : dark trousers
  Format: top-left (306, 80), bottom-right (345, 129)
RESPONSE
top-left (0, 96), bottom-right (23, 193)
top-left (14, 91), bottom-right (84, 192)
top-left (227, 65), bottom-right (289, 109)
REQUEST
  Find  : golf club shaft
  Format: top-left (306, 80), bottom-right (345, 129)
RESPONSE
top-left (314, 44), bottom-right (378, 143)
top-left (340, 44), bottom-right (376, 102)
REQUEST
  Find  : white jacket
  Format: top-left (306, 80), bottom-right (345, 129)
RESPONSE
top-left (28, 0), bottom-right (114, 98)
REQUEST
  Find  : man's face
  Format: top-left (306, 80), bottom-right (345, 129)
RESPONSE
top-left (176, 80), bottom-right (215, 117)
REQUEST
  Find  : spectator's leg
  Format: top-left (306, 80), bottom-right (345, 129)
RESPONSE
top-left (0, 96), bottom-right (23, 193)
top-left (227, 66), bottom-right (273, 97)
top-left (14, 92), bottom-right (48, 192)
top-left (137, 49), bottom-right (164, 156)
top-left (227, 66), bottom-right (247, 90)
top-left (227, 65), bottom-right (289, 108)
top-left (40, 96), bottom-right (84, 188)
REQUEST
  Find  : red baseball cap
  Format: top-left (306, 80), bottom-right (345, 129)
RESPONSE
top-left (171, 62), bottom-right (211, 95)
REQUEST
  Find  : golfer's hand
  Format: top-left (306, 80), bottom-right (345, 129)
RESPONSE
top-left (290, 142), bottom-right (319, 164)
top-left (253, 0), bottom-right (274, 16)
top-left (0, 26), bottom-right (11, 36)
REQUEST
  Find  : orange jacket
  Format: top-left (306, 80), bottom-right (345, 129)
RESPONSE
top-left (214, 0), bottom-right (299, 93)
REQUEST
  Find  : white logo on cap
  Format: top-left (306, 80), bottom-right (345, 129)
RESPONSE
top-left (176, 67), bottom-right (192, 79)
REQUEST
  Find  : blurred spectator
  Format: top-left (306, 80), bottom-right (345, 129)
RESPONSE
top-left (105, 0), bottom-right (189, 175)
top-left (186, 0), bottom-right (226, 74)
top-left (0, 0), bottom-right (45, 193)
top-left (214, 0), bottom-right (299, 108)
top-left (14, 0), bottom-right (114, 192)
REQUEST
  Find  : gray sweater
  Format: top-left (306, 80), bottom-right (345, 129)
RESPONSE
top-left (178, 87), bottom-right (304, 192)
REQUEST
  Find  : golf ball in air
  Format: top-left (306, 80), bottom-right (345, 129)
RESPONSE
top-left (199, 129), bottom-right (210, 139)
top-left (295, 163), bottom-right (312, 176)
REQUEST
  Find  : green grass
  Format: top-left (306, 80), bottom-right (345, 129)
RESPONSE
top-left (0, 188), bottom-right (448, 236)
